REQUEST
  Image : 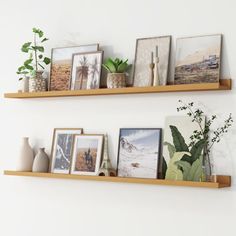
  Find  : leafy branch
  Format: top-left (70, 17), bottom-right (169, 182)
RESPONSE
top-left (17, 28), bottom-right (51, 80)
top-left (177, 100), bottom-right (233, 175)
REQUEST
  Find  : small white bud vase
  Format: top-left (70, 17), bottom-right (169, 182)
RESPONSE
top-left (17, 137), bottom-right (34, 171)
top-left (32, 148), bottom-right (49, 173)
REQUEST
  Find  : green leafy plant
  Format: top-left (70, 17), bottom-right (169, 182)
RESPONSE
top-left (17, 28), bottom-right (51, 80)
top-left (102, 58), bottom-right (131, 73)
top-left (163, 101), bottom-right (233, 182)
top-left (177, 100), bottom-right (233, 176)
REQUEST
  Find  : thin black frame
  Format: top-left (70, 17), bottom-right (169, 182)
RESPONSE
top-left (116, 128), bottom-right (162, 179)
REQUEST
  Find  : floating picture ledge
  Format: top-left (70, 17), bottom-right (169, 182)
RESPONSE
top-left (4, 79), bottom-right (232, 99)
top-left (4, 171), bottom-right (231, 189)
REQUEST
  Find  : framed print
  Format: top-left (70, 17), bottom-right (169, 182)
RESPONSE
top-left (174, 34), bottom-right (222, 84)
top-left (50, 128), bottom-right (83, 174)
top-left (133, 36), bottom-right (171, 86)
top-left (70, 51), bottom-right (103, 90)
top-left (162, 116), bottom-right (205, 181)
top-left (71, 134), bottom-right (104, 176)
top-left (49, 44), bottom-right (99, 91)
top-left (117, 128), bottom-right (162, 179)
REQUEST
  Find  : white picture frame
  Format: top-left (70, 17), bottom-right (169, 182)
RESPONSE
top-left (71, 134), bottom-right (104, 176)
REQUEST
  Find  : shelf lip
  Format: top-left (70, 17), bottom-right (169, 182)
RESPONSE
top-left (3, 170), bottom-right (231, 188)
top-left (4, 79), bottom-right (232, 99)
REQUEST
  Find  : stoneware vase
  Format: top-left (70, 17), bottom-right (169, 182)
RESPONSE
top-left (29, 71), bottom-right (47, 92)
top-left (32, 148), bottom-right (49, 173)
top-left (17, 137), bottom-right (34, 171)
top-left (107, 73), bottom-right (126, 88)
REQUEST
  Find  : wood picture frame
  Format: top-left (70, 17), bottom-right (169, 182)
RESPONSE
top-left (49, 44), bottom-right (99, 91)
top-left (70, 51), bottom-right (103, 90)
top-left (50, 128), bottom-right (83, 174)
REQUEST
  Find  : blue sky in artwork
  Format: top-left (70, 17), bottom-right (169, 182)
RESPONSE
top-left (120, 129), bottom-right (160, 148)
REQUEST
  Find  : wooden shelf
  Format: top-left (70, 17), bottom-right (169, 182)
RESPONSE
top-left (4, 170), bottom-right (231, 188)
top-left (4, 79), bottom-right (232, 99)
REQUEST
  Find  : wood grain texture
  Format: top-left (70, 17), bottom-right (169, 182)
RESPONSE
top-left (4, 79), bottom-right (232, 99)
top-left (4, 171), bottom-right (231, 188)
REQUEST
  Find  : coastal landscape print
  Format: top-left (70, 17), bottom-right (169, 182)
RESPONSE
top-left (49, 44), bottom-right (98, 91)
top-left (117, 128), bottom-right (161, 179)
top-left (71, 51), bottom-right (103, 90)
top-left (51, 129), bottom-right (82, 174)
top-left (71, 135), bottom-right (103, 175)
top-left (174, 35), bottom-right (222, 84)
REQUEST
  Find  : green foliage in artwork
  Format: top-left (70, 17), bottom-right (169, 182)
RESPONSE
top-left (102, 58), bottom-right (131, 73)
top-left (163, 142), bottom-right (175, 159)
top-left (169, 125), bottom-right (189, 152)
top-left (17, 28), bottom-right (51, 80)
top-left (165, 152), bottom-right (191, 181)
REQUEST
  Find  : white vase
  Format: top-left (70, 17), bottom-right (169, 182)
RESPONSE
top-left (32, 148), bottom-right (49, 173)
top-left (17, 137), bottom-right (34, 171)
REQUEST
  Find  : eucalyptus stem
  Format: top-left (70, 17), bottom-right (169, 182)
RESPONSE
top-left (34, 32), bottom-right (38, 72)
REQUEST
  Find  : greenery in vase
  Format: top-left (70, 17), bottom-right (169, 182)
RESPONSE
top-left (102, 58), bottom-right (131, 73)
top-left (16, 28), bottom-right (51, 80)
top-left (163, 100), bottom-right (233, 182)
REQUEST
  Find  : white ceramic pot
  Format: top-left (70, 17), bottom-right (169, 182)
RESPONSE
top-left (19, 77), bottom-right (29, 92)
top-left (32, 148), bottom-right (49, 173)
top-left (107, 73), bottom-right (126, 88)
top-left (17, 137), bottom-right (34, 171)
top-left (29, 71), bottom-right (47, 92)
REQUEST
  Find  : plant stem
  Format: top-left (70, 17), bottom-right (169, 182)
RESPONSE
top-left (34, 32), bottom-right (38, 72)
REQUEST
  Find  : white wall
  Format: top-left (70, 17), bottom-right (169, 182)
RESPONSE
top-left (1, 0), bottom-right (236, 235)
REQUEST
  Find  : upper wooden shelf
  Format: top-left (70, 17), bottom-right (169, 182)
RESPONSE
top-left (4, 79), bottom-right (232, 99)
top-left (4, 170), bottom-right (231, 188)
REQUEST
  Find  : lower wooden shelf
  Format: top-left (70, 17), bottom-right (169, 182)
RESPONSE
top-left (4, 170), bottom-right (231, 188)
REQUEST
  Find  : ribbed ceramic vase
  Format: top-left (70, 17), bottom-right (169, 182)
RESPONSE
top-left (32, 148), bottom-right (49, 173)
top-left (17, 137), bottom-right (34, 171)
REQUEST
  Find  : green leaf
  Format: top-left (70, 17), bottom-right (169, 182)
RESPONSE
top-left (165, 151), bottom-right (191, 180)
top-left (117, 62), bottom-right (128, 73)
top-left (38, 63), bottom-right (45, 69)
top-left (189, 139), bottom-right (206, 164)
top-left (24, 64), bottom-right (34, 70)
top-left (163, 141), bottom-right (176, 159)
top-left (175, 160), bottom-right (191, 180)
top-left (187, 155), bottom-right (203, 181)
top-left (170, 125), bottom-right (189, 152)
top-left (41, 38), bottom-right (49, 43)
top-left (17, 66), bottom-right (26, 72)
top-left (24, 59), bottom-right (33, 65)
top-left (43, 57), bottom-right (51, 65)
top-left (33, 28), bottom-right (44, 37)
top-left (102, 64), bottom-right (111, 72)
top-left (38, 54), bottom-right (43, 59)
top-left (104, 58), bottom-right (117, 73)
top-left (161, 156), bottom-right (167, 179)
top-left (21, 42), bottom-right (32, 52)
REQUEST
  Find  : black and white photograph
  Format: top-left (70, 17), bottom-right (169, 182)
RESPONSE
top-left (71, 51), bottom-right (103, 90)
top-left (50, 128), bottom-right (83, 174)
top-left (117, 128), bottom-right (162, 179)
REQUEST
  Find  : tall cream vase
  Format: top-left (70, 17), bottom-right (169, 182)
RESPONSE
top-left (32, 148), bottom-right (49, 173)
top-left (17, 137), bottom-right (34, 171)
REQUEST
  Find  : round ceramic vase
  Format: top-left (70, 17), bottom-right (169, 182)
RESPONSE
top-left (32, 148), bottom-right (49, 173)
top-left (107, 73), bottom-right (126, 88)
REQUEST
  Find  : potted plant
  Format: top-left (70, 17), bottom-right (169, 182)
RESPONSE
top-left (102, 58), bottom-right (131, 88)
top-left (17, 28), bottom-right (51, 92)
